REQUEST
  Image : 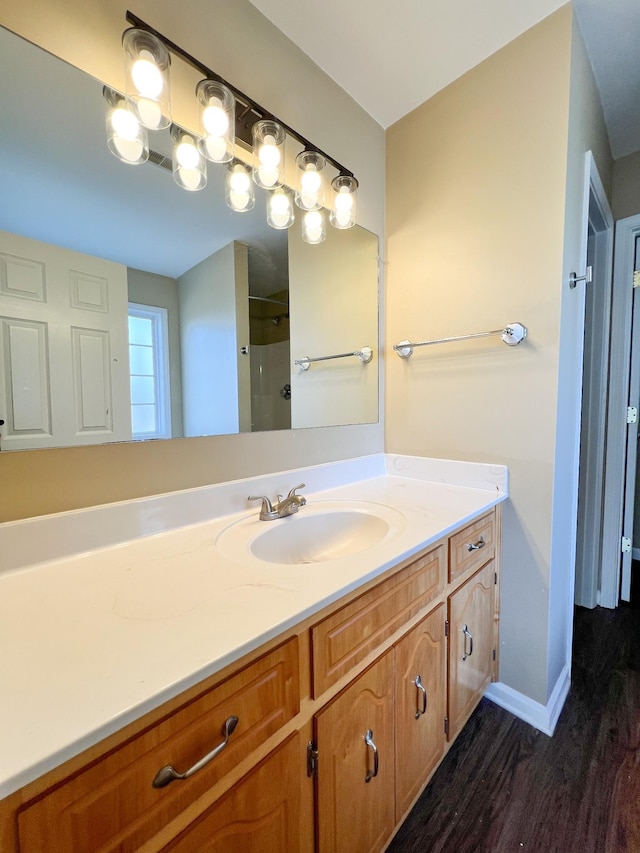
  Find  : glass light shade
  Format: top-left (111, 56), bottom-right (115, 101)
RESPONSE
top-left (104, 87), bottom-right (149, 165)
top-left (196, 79), bottom-right (235, 164)
top-left (267, 188), bottom-right (295, 229)
top-left (171, 127), bottom-right (207, 191)
top-left (225, 161), bottom-right (255, 212)
top-left (252, 119), bottom-right (285, 189)
top-left (302, 209), bottom-right (326, 244)
top-left (330, 175), bottom-right (358, 229)
top-left (123, 28), bottom-right (171, 130)
top-left (295, 150), bottom-right (326, 211)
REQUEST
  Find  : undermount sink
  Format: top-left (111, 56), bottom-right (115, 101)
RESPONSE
top-left (216, 501), bottom-right (406, 566)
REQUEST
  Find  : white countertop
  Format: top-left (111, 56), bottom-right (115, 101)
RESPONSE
top-left (0, 454), bottom-right (507, 798)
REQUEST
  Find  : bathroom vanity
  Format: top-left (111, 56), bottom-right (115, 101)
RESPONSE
top-left (0, 455), bottom-right (506, 852)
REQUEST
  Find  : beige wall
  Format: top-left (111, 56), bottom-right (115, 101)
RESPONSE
top-left (385, 8), bottom-right (574, 705)
top-left (612, 150), bottom-right (640, 220)
top-left (0, 0), bottom-right (385, 521)
top-left (289, 225), bottom-right (379, 428)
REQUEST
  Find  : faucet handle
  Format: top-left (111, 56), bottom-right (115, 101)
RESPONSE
top-left (287, 483), bottom-right (307, 504)
top-left (248, 495), bottom-right (279, 520)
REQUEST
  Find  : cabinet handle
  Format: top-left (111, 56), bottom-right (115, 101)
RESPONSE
top-left (152, 715), bottom-right (239, 788)
top-left (414, 674), bottom-right (427, 719)
top-left (466, 536), bottom-right (485, 552)
top-left (364, 729), bottom-right (379, 783)
top-left (462, 625), bottom-right (474, 661)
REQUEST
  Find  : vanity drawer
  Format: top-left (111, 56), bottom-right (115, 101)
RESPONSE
top-left (17, 638), bottom-right (299, 853)
top-left (449, 510), bottom-right (495, 583)
top-left (311, 544), bottom-right (444, 697)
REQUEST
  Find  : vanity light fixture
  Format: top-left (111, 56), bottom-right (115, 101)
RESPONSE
top-left (267, 187), bottom-right (295, 229)
top-left (295, 150), bottom-right (326, 211)
top-left (171, 126), bottom-right (207, 191)
top-left (108, 13), bottom-right (360, 240)
top-left (302, 209), bottom-right (326, 244)
top-left (123, 27), bottom-right (171, 130)
top-left (330, 175), bottom-right (358, 229)
top-left (225, 160), bottom-right (255, 212)
top-left (252, 120), bottom-right (285, 189)
top-left (196, 79), bottom-right (235, 163)
top-left (103, 86), bottom-right (149, 165)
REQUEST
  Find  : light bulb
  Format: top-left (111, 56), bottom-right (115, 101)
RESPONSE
top-left (226, 163), bottom-right (255, 211)
top-left (176, 140), bottom-right (199, 169)
top-left (104, 87), bottom-right (148, 165)
top-left (177, 167), bottom-right (202, 190)
top-left (136, 98), bottom-right (163, 130)
top-left (230, 190), bottom-right (251, 210)
top-left (204, 135), bottom-right (228, 162)
top-left (113, 135), bottom-right (144, 163)
top-left (301, 167), bottom-right (321, 194)
top-left (303, 210), bottom-right (325, 244)
top-left (295, 150), bottom-right (325, 210)
top-left (259, 135), bottom-right (281, 168)
top-left (123, 29), bottom-right (171, 129)
top-left (330, 175), bottom-right (358, 229)
top-left (230, 169), bottom-right (251, 193)
top-left (131, 50), bottom-right (163, 99)
top-left (267, 190), bottom-right (294, 229)
top-left (252, 120), bottom-right (285, 189)
top-left (111, 107), bottom-right (139, 139)
top-left (203, 97), bottom-right (229, 136)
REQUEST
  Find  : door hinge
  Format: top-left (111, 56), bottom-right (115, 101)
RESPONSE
top-left (444, 717), bottom-right (449, 735)
top-left (622, 536), bottom-right (632, 554)
top-left (494, 571), bottom-right (498, 585)
top-left (444, 620), bottom-right (449, 638)
top-left (307, 741), bottom-right (319, 777)
top-left (627, 407), bottom-right (638, 425)
top-left (493, 648), bottom-right (496, 661)
top-left (634, 270), bottom-right (640, 288)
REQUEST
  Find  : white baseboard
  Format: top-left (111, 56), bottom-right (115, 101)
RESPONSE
top-left (484, 664), bottom-right (571, 736)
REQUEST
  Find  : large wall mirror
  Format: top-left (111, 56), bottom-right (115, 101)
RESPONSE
top-left (0, 25), bottom-right (379, 453)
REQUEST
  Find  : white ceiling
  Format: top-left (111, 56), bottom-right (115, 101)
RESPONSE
top-left (250, 0), bottom-right (640, 160)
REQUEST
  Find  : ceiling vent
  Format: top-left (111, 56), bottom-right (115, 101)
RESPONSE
top-left (147, 149), bottom-right (173, 172)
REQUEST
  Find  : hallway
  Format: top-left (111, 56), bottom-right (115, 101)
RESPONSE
top-left (388, 604), bottom-right (640, 852)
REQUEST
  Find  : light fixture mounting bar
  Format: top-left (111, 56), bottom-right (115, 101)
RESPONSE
top-left (125, 11), bottom-right (355, 178)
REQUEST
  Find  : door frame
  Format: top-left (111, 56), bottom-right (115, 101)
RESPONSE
top-left (601, 212), bottom-right (640, 605)
top-left (574, 157), bottom-right (614, 608)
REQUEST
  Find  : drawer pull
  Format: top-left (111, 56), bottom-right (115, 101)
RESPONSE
top-left (466, 536), bottom-right (485, 552)
top-left (414, 674), bottom-right (427, 719)
top-left (152, 715), bottom-right (239, 789)
top-left (462, 625), bottom-right (474, 661)
top-left (364, 729), bottom-right (379, 783)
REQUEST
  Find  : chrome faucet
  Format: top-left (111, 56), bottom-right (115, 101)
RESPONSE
top-left (248, 484), bottom-right (306, 520)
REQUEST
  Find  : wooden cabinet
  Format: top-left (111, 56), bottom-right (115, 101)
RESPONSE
top-left (1, 507), bottom-right (500, 853)
top-left (449, 510), bottom-right (496, 583)
top-left (394, 603), bottom-right (446, 819)
top-left (314, 603), bottom-right (448, 852)
top-left (315, 652), bottom-right (396, 853)
top-left (17, 639), bottom-right (299, 853)
top-left (448, 560), bottom-right (496, 741)
top-left (160, 734), bottom-right (301, 853)
top-left (311, 544), bottom-right (444, 696)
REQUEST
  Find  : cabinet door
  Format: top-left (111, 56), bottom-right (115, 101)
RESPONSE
top-left (448, 560), bottom-right (495, 741)
top-left (315, 651), bottom-right (395, 853)
top-left (161, 734), bottom-right (301, 853)
top-left (395, 603), bottom-right (446, 819)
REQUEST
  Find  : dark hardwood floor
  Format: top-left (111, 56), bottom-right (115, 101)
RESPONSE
top-left (388, 601), bottom-right (640, 853)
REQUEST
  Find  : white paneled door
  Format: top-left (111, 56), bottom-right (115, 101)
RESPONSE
top-left (0, 230), bottom-right (131, 450)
